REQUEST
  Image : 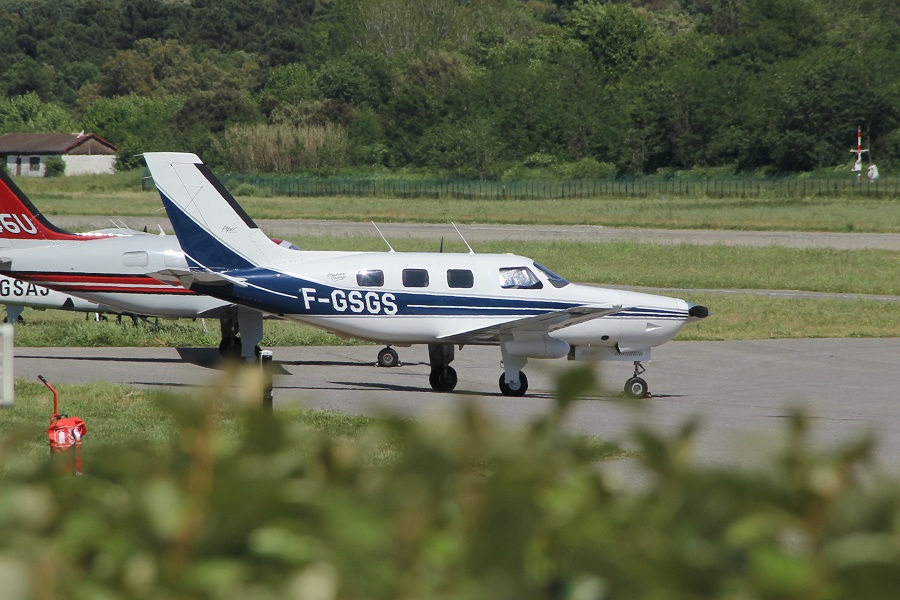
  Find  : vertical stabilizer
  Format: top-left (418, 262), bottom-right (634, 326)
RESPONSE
top-left (144, 152), bottom-right (282, 270)
top-left (0, 170), bottom-right (106, 241)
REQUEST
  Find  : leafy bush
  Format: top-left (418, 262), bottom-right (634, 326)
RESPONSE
top-left (230, 182), bottom-right (273, 198)
top-left (2, 365), bottom-right (900, 598)
top-left (523, 152), bottom-right (557, 168)
top-left (554, 157), bottom-right (617, 179)
top-left (44, 155), bottom-right (65, 177)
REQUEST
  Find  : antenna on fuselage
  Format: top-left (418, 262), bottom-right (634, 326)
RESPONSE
top-left (371, 221), bottom-right (395, 252)
top-left (452, 222), bottom-right (474, 254)
top-left (439, 236), bottom-right (444, 253)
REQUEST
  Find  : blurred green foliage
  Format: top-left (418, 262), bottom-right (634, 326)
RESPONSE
top-left (1, 365), bottom-right (899, 599)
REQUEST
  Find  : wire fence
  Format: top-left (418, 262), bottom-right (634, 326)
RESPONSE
top-left (218, 174), bottom-right (900, 200)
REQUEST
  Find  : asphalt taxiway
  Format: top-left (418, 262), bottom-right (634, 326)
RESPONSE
top-left (13, 338), bottom-right (900, 476)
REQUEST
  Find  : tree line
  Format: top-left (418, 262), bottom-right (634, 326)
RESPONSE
top-left (0, 0), bottom-right (897, 178)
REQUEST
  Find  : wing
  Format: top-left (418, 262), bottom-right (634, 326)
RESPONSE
top-left (437, 305), bottom-right (627, 344)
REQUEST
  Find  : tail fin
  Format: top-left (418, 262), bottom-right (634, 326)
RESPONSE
top-left (0, 169), bottom-right (107, 241)
top-left (143, 152), bottom-right (283, 271)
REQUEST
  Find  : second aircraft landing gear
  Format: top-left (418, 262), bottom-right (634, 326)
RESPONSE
top-left (218, 309), bottom-right (264, 360)
top-left (377, 346), bottom-right (400, 368)
top-left (624, 361), bottom-right (650, 399)
top-left (428, 343), bottom-right (457, 392)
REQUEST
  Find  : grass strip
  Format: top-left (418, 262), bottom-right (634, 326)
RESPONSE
top-left (18, 172), bottom-right (900, 233)
top-left (291, 237), bottom-right (900, 297)
top-left (0, 379), bottom-right (381, 469)
top-left (0, 378), bottom-right (626, 475)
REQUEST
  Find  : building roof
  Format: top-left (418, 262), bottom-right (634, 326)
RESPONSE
top-left (0, 132), bottom-right (117, 155)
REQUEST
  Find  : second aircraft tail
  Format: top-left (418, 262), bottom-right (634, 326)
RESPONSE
top-left (0, 169), bottom-right (108, 241)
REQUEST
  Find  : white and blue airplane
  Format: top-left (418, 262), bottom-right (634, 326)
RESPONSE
top-left (145, 152), bottom-right (709, 397)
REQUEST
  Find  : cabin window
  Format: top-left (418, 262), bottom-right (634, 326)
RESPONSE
top-left (29, 157), bottom-right (40, 171)
top-left (533, 262), bottom-right (570, 288)
top-left (402, 269), bottom-right (429, 288)
top-left (123, 251), bottom-right (149, 267)
top-left (356, 270), bottom-right (384, 287)
top-left (499, 267), bottom-right (542, 290)
top-left (447, 269), bottom-right (474, 288)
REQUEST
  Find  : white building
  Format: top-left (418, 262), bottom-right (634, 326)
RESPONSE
top-left (0, 132), bottom-right (118, 176)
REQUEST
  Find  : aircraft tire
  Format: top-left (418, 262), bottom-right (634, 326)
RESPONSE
top-left (377, 347), bottom-right (399, 368)
top-left (429, 366), bottom-right (457, 392)
top-left (624, 377), bottom-right (649, 399)
top-left (499, 371), bottom-right (528, 397)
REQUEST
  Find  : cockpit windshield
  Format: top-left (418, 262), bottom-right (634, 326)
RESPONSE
top-left (499, 267), bottom-right (543, 290)
top-left (533, 262), bottom-right (570, 288)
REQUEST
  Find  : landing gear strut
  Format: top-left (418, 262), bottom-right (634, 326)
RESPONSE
top-left (218, 309), bottom-right (264, 360)
top-left (377, 346), bottom-right (400, 368)
top-left (624, 361), bottom-right (649, 399)
top-left (428, 343), bottom-right (457, 392)
top-left (499, 335), bottom-right (529, 396)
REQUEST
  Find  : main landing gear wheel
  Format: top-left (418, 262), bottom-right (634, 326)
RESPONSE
top-left (429, 366), bottom-right (458, 392)
top-left (499, 371), bottom-right (528, 397)
top-left (377, 347), bottom-right (400, 368)
top-left (624, 377), bottom-right (649, 399)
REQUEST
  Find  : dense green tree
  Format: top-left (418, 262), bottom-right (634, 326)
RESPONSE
top-left (0, 0), bottom-right (895, 174)
top-left (0, 92), bottom-right (77, 133)
top-left (1, 57), bottom-right (55, 99)
top-left (81, 94), bottom-right (184, 169)
top-left (565, 2), bottom-right (653, 75)
top-left (95, 50), bottom-right (157, 97)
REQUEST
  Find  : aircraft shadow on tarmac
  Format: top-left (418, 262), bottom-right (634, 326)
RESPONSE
top-left (175, 347), bottom-right (430, 373)
top-left (328, 380), bottom-right (557, 399)
top-left (25, 354), bottom-right (185, 365)
top-left (278, 359), bottom-right (429, 369)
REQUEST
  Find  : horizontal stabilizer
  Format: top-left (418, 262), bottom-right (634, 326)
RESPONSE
top-left (150, 268), bottom-right (247, 290)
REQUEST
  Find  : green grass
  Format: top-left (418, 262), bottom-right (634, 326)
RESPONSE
top-left (675, 293), bottom-right (900, 340)
top-left (0, 377), bottom-right (626, 477)
top-left (293, 237), bottom-right (900, 296)
top-left (16, 172), bottom-right (900, 233)
top-left (0, 378), bottom-right (384, 472)
top-left (12, 312), bottom-right (360, 348)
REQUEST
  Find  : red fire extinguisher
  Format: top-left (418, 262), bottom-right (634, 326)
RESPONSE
top-left (42, 375), bottom-right (87, 476)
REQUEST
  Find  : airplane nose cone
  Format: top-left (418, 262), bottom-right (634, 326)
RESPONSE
top-left (688, 304), bottom-right (709, 319)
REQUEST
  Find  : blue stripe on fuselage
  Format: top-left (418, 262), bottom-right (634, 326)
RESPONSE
top-left (192, 267), bottom-right (584, 318)
top-left (158, 190), bottom-right (255, 271)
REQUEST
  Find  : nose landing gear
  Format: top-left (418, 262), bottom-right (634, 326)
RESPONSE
top-left (624, 361), bottom-right (650, 399)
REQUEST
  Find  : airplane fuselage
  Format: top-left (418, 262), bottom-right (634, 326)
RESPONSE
top-left (0, 235), bottom-right (232, 318)
top-left (186, 250), bottom-right (692, 355)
